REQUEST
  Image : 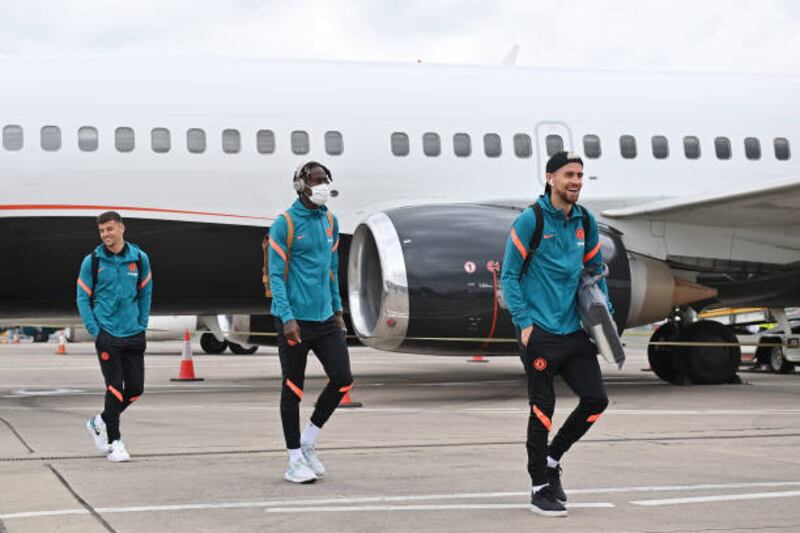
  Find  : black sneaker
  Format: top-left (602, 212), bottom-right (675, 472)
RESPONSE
top-left (530, 486), bottom-right (568, 517)
top-left (547, 465), bottom-right (567, 502)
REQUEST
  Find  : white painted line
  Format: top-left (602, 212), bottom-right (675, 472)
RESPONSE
top-left (266, 502), bottom-right (614, 513)
top-left (632, 490), bottom-right (800, 506)
top-left (0, 509), bottom-right (87, 520)
top-left (570, 481), bottom-right (800, 495)
top-left (3, 481), bottom-right (800, 521)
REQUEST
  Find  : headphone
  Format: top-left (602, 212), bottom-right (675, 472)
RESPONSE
top-left (293, 161), bottom-right (332, 193)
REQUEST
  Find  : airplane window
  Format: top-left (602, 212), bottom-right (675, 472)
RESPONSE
top-left (583, 134), bottom-right (601, 158)
top-left (187, 128), bottom-right (206, 153)
top-left (744, 137), bottom-right (760, 160)
top-left (714, 136), bottom-right (731, 160)
top-left (484, 133), bottom-right (502, 157)
top-left (651, 136), bottom-right (669, 159)
top-left (391, 132), bottom-right (409, 156)
top-left (115, 127), bottom-right (135, 152)
top-left (774, 137), bottom-right (790, 161)
top-left (423, 132), bottom-right (441, 157)
top-left (325, 131), bottom-right (343, 155)
top-left (683, 136), bottom-right (700, 159)
top-left (3, 125), bottom-right (23, 151)
top-left (513, 133), bottom-right (532, 158)
top-left (620, 135), bottom-right (637, 159)
top-left (291, 130), bottom-right (309, 155)
top-left (453, 133), bottom-right (471, 157)
top-left (78, 126), bottom-right (98, 152)
top-left (151, 128), bottom-right (171, 153)
top-left (41, 126), bottom-right (61, 151)
top-left (257, 129), bottom-right (275, 154)
top-left (545, 134), bottom-right (563, 156)
top-left (223, 129), bottom-right (241, 154)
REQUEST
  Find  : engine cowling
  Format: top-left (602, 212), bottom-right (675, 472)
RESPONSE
top-left (347, 204), bottom-right (698, 355)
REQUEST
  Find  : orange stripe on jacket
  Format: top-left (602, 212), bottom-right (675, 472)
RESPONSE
top-left (583, 242), bottom-right (601, 263)
top-left (532, 405), bottom-right (552, 431)
top-left (269, 239), bottom-right (287, 262)
top-left (107, 385), bottom-right (123, 402)
top-left (77, 277), bottom-right (93, 297)
top-left (138, 272), bottom-right (152, 289)
top-left (587, 413), bottom-right (602, 423)
top-left (285, 379), bottom-right (303, 399)
top-left (332, 238), bottom-right (340, 252)
top-left (510, 228), bottom-right (528, 259)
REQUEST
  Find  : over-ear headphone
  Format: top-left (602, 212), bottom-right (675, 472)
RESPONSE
top-left (293, 161), bottom-right (332, 193)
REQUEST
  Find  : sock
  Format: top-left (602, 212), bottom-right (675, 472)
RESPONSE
top-left (547, 456), bottom-right (559, 469)
top-left (300, 421), bottom-right (320, 447)
top-left (533, 483), bottom-right (548, 494)
top-left (288, 448), bottom-right (303, 463)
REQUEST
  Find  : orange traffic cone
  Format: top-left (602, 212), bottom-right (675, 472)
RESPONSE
top-left (468, 354), bottom-right (489, 363)
top-left (171, 330), bottom-right (204, 382)
top-left (339, 390), bottom-right (363, 408)
top-left (55, 331), bottom-right (67, 355)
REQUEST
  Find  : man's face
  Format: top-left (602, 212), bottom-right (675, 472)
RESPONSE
top-left (98, 220), bottom-right (125, 249)
top-left (547, 162), bottom-right (584, 205)
top-left (303, 166), bottom-right (330, 191)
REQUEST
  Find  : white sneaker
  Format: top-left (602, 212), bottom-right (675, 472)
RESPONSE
top-left (107, 440), bottom-right (130, 462)
top-left (86, 415), bottom-right (109, 454)
top-left (284, 457), bottom-right (317, 483)
top-left (301, 443), bottom-right (325, 477)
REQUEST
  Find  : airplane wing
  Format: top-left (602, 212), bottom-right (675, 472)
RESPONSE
top-left (602, 175), bottom-right (800, 227)
top-left (600, 175), bottom-right (800, 267)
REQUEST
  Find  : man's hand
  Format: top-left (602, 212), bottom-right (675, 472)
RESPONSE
top-left (333, 312), bottom-right (347, 333)
top-left (521, 325), bottom-right (533, 347)
top-left (284, 320), bottom-right (302, 346)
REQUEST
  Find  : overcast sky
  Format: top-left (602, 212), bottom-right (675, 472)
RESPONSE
top-left (2, 0), bottom-right (798, 72)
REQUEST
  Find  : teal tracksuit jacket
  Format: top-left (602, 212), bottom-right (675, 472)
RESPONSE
top-left (500, 195), bottom-right (612, 335)
top-left (76, 242), bottom-right (153, 338)
top-left (268, 199), bottom-right (342, 323)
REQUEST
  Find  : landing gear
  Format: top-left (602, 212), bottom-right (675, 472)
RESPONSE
top-left (200, 332), bottom-right (228, 354)
top-left (647, 321), bottom-right (683, 384)
top-left (768, 346), bottom-right (795, 374)
top-left (648, 318), bottom-right (741, 385)
top-left (228, 342), bottom-right (258, 355)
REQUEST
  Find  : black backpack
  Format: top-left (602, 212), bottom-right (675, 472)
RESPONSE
top-left (519, 203), bottom-right (591, 279)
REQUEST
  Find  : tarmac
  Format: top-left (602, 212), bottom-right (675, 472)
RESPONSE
top-left (1, 334), bottom-right (800, 532)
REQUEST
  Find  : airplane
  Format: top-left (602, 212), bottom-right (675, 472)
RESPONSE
top-left (1, 55), bottom-right (799, 385)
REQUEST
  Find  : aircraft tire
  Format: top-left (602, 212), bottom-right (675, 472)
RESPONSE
top-left (768, 346), bottom-right (795, 374)
top-left (680, 320), bottom-right (741, 384)
top-left (647, 321), bottom-right (684, 384)
top-left (200, 332), bottom-right (228, 354)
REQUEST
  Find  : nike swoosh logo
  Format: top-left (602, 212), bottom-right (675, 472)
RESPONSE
top-left (543, 234), bottom-right (555, 239)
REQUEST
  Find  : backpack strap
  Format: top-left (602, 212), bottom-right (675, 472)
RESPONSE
top-left (90, 252), bottom-right (99, 307)
top-left (283, 212), bottom-right (294, 280)
top-left (519, 204), bottom-right (544, 280)
top-left (263, 212), bottom-right (294, 299)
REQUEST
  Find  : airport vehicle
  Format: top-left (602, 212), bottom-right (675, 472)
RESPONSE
top-left (1, 56), bottom-right (798, 384)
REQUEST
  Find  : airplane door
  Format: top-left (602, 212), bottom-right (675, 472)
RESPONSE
top-left (535, 121), bottom-right (574, 185)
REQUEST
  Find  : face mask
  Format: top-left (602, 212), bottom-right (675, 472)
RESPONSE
top-left (307, 183), bottom-right (330, 206)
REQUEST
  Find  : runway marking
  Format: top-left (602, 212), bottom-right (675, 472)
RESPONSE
top-left (265, 502), bottom-right (615, 513)
top-left (632, 490), bottom-right (800, 506)
top-left (2, 481), bottom-right (800, 521)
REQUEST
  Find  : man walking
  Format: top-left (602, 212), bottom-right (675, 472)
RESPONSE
top-left (500, 152), bottom-right (612, 516)
top-left (268, 161), bottom-right (353, 483)
top-left (77, 211), bottom-right (152, 462)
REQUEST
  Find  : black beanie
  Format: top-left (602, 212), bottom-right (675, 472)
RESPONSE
top-left (544, 151), bottom-right (583, 194)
